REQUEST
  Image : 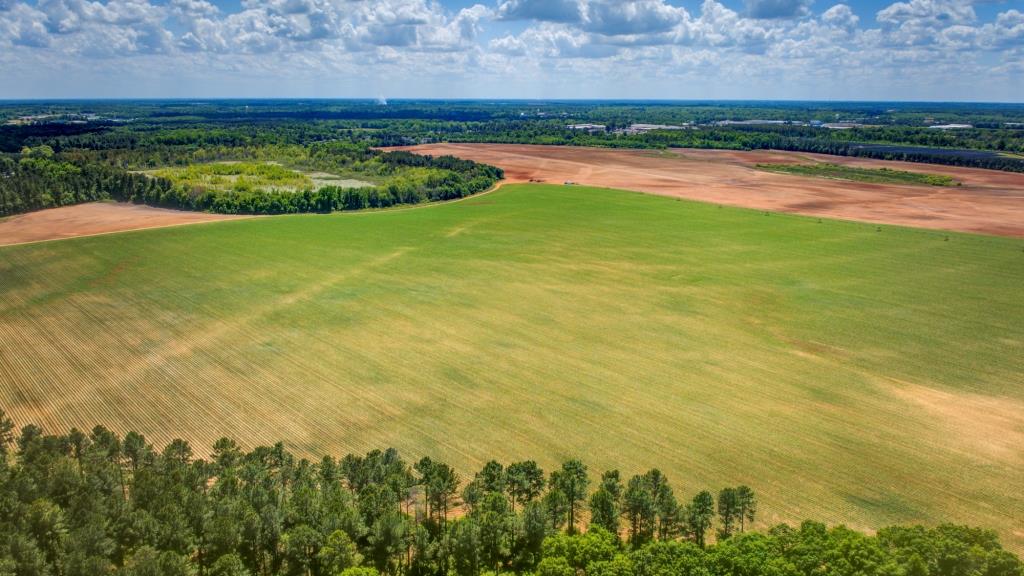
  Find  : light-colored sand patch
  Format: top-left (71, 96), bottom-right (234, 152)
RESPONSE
top-left (886, 380), bottom-right (1024, 465)
top-left (309, 174), bottom-right (376, 189)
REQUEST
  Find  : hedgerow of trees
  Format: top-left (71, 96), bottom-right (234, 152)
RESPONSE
top-left (429, 126), bottom-right (1024, 172)
top-left (0, 409), bottom-right (1020, 576)
top-left (0, 145), bottom-right (503, 217)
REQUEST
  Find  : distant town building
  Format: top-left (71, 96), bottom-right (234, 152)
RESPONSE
top-left (615, 123), bottom-right (692, 135)
top-left (715, 119), bottom-right (788, 126)
top-left (928, 124), bottom-right (973, 130)
top-left (815, 121), bottom-right (880, 129)
top-left (566, 124), bottom-right (607, 133)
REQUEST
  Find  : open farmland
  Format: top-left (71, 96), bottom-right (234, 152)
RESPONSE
top-left (0, 183), bottom-right (1022, 548)
top-left (401, 144), bottom-right (1024, 237)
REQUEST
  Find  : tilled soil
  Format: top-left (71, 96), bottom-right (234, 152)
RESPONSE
top-left (0, 202), bottom-right (246, 247)
top-left (400, 144), bottom-right (1024, 237)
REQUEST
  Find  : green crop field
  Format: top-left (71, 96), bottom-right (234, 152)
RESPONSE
top-left (1, 184), bottom-right (1022, 549)
top-left (757, 162), bottom-right (960, 186)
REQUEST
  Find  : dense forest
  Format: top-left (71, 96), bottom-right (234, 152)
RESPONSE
top-left (0, 410), bottom-right (1020, 576)
top-left (0, 144), bottom-right (503, 217)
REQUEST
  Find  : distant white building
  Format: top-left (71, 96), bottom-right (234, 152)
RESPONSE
top-left (715, 119), bottom-right (788, 126)
top-left (566, 124), bottom-right (607, 134)
top-left (928, 124), bottom-right (973, 130)
top-left (616, 123), bottom-right (691, 135)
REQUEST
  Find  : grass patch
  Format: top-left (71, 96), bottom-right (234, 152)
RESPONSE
top-left (758, 162), bottom-right (960, 186)
top-left (0, 184), bottom-right (1022, 549)
top-left (152, 161), bottom-right (315, 192)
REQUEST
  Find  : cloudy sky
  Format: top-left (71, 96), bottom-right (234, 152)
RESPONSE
top-left (0, 0), bottom-right (1021, 101)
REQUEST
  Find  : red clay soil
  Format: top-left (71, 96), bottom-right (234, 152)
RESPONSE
top-left (0, 202), bottom-right (245, 247)
top-left (400, 144), bottom-right (1024, 237)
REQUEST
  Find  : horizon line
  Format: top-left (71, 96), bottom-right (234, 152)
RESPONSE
top-left (3, 98), bottom-right (1024, 106)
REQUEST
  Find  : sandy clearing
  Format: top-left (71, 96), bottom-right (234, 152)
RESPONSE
top-left (399, 144), bottom-right (1024, 237)
top-left (0, 202), bottom-right (245, 247)
top-left (885, 379), bottom-right (1024, 466)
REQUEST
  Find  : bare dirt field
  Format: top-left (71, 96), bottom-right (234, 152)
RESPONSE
top-left (0, 202), bottom-right (245, 246)
top-left (401, 144), bottom-right (1024, 237)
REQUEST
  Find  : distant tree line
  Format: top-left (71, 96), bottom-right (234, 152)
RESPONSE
top-left (0, 410), bottom-right (1020, 576)
top-left (746, 137), bottom-right (1024, 172)
top-left (0, 147), bottom-right (502, 217)
top-left (431, 127), bottom-right (1024, 172)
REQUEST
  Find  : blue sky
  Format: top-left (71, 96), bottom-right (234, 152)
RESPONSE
top-left (0, 0), bottom-right (1021, 101)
